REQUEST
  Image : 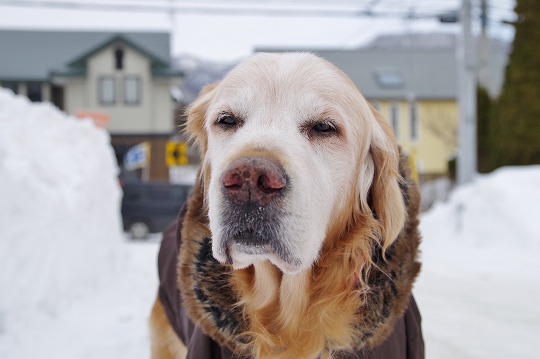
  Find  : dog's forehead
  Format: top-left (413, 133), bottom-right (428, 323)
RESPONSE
top-left (230, 53), bottom-right (345, 90)
top-left (206, 53), bottom-right (358, 125)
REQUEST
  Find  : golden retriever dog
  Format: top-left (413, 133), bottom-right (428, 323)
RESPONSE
top-left (150, 53), bottom-right (422, 359)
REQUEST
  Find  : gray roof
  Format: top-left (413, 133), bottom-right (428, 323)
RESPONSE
top-left (0, 30), bottom-right (178, 81)
top-left (257, 31), bottom-right (511, 100)
top-left (367, 32), bottom-right (457, 50)
top-left (317, 48), bottom-right (456, 100)
top-left (256, 47), bottom-right (457, 100)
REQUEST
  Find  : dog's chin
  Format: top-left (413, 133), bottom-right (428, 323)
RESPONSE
top-left (210, 202), bottom-right (306, 273)
top-left (234, 248), bottom-right (305, 274)
top-left (212, 242), bottom-right (304, 274)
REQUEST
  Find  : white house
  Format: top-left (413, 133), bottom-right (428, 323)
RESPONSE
top-left (0, 30), bottom-right (184, 180)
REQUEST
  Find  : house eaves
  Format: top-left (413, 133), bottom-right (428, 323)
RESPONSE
top-left (0, 30), bottom-right (176, 82)
top-left (49, 66), bottom-right (86, 78)
top-left (67, 34), bottom-right (169, 69)
top-left (151, 68), bottom-right (184, 78)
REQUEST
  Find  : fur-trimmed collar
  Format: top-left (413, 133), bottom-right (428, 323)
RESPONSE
top-left (177, 153), bottom-right (421, 357)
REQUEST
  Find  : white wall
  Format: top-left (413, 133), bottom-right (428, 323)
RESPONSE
top-left (62, 41), bottom-right (179, 134)
top-left (151, 78), bottom-right (176, 133)
top-left (89, 43), bottom-right (152, 133)
top-left (63, 79), bottom-right (86, 114)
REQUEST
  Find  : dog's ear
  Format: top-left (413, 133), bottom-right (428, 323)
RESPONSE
top-left (185, 82), bottom-right (219, 157)
top-left (184, 83), bottom-right (219, 199)
top-left (364, 104), bottom-right (406, 252)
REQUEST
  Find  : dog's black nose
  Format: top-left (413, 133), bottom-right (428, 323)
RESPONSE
top-left (221, 157), bottom-right (287, 207)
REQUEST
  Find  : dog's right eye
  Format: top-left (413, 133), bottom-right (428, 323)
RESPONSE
top-left (216, 113), bottom-right (239, 128)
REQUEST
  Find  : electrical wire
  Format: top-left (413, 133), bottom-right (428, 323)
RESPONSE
top-left (0, 0), bottom-right (514, 20)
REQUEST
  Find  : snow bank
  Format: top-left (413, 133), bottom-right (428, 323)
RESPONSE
top-left (416, 167), bottom-right (540, 359)
top-left (420, 166), bottom-right (540, 276)
top-left (0, 89), bottom-right (124, 357)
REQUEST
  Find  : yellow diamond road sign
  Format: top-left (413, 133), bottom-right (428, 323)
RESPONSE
top-left (166, 142), bottom-right (188, 167)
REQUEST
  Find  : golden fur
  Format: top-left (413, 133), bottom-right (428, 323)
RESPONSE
top-left (149, 298), bottom-right (187, 359)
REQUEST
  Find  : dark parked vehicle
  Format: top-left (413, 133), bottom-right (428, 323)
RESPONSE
top-left (121, 181), bottom-right (192, 239)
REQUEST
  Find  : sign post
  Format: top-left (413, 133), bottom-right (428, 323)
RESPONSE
top-left (166, 141), bottom-right (188, 167)
top-left (124, 142), bottom-right (151, 181)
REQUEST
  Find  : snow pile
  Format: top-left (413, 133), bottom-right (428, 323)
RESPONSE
top-left (420, 166), bottom-right (540, 275)
top-left (416, 166), bottom-right (540, 359)
top-left (0, 89), bottom-right (125, 357)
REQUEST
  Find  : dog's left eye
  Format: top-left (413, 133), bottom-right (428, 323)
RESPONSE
top-left (312, 121), bottom-right (337, 134)
top-left (217, 114), bottom-right (238, 127)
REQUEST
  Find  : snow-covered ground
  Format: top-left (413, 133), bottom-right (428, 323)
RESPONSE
top-left (415, 166), bottom-right (540, 359)
top-left (1, 88), bottom-right (539, 358)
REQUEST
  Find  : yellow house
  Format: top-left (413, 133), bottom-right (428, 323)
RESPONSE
top-left (373, 100), bottom-right (457, 179)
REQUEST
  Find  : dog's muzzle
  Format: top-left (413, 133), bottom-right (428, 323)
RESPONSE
top-left (218, 157), bottom-right (297, 266)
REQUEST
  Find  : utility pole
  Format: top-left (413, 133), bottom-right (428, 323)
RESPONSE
top-left (478, 0), bottom-right (492, 95)
top-left (169, 0), bottom-right (176, 56)
top-left (457, 0), bottom-right (477, 184)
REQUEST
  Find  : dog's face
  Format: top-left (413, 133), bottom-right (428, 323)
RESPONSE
top-left (187, 53), bottom-right (404, 274)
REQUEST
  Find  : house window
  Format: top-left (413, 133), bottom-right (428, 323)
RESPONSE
top-left (410, 102), bottom-right (419, 141)
top-left (115, 48), bottom-right (124, 70)
top-left (374, 69), bottom-right (404, 89)
top-left (124, 77), bottom-right (141, 105)
top-left (99, 77), bottom-right (116, 105)
top-left (27, 83), bottom-right (42, 102)
top-left (390, 103), bottom-right (399, 139)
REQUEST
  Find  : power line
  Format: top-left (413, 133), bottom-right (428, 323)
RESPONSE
top-left (0, 0), bottom-right (475, 19)
top-left (0, 0), bottom-right (367, 17)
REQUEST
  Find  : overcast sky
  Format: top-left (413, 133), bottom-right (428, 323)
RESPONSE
top-left (0, 0), bottom-right (516, 62)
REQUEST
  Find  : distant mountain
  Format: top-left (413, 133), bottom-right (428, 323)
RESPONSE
top-left (172, 54), bottom-right (236, 104)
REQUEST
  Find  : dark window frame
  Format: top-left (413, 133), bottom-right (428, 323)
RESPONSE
top-left (115, 47), bottom-right (125, 70)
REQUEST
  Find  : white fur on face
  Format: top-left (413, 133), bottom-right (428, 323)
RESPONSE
top-left (203, 53), bottom-right (378, 274)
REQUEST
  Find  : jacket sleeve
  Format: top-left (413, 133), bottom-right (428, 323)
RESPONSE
top-left (405, 296), bottom-right (425, 359)
top-left (342, 296), bottom-right (424, 359)
top-left (157, 204), bottom-right (191, 345)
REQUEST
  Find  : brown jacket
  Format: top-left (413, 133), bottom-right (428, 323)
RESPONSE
top-left (157, 206), bottom-right (424, 359)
